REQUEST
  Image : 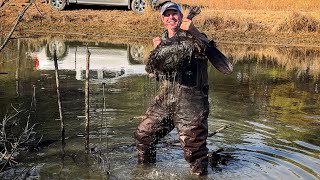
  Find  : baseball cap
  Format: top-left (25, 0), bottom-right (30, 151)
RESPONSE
top-left (160, 2), bottom-right (182, 15)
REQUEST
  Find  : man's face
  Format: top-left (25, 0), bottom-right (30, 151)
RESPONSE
top-left (161, 9), bottom-right (182, 32)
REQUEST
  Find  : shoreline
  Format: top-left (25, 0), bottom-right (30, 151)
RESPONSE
top-left (7, 30), bottom-right (320, 49)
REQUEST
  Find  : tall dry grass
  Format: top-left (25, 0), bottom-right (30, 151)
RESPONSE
top-left (174, 0), bottom-right (320, 33)
top-left (174, 0), bottom-right (320, 11)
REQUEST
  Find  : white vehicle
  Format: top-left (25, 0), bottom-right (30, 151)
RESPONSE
top-left (33, 39), bottom-right (146, 81)
top-left (49, 0), bottom-right (159, 13)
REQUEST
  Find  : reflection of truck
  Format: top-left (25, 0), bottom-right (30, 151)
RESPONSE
top-left (33, 39), bottom-right (146, 81)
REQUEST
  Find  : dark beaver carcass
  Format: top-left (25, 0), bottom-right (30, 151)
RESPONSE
top-left (145, 30), bottom-right (233, 75)
top-left (145, 30), bottom-right (202, 74)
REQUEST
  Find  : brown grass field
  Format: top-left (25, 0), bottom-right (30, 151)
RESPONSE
top-left (174, 0), bottom-right (320, 11)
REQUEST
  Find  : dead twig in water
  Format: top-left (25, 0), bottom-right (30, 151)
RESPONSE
top-left (0, 0), bottom-right (33, 52)
top-left (53, 48), bottom-right (65, 142)
top-left (208, 124), bottom-right (231, 137)
top-left (130, 116), bottom-right (145, 121)
top-left (84, 46), bottom-right (91, 153)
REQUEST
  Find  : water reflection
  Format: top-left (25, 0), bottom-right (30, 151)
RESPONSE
top-left (32, 39), bottom-right (146, 82)
top-left (0, 37), bottom-right (319, 179)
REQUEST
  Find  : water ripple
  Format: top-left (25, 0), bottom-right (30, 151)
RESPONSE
top-left (294, 140), bottom-right (320, 152)
top-left (236, 143), bottom-right (320, 177)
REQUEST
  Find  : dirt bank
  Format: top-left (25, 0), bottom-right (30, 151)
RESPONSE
top-left (1, 1), bottom-right (320, 47)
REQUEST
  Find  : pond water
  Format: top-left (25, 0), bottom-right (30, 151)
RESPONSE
top-left (0, 37), bottom-right (319, 179)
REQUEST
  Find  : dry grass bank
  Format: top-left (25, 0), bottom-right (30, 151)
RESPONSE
top-left (192, 10), bottom-right (320, 33)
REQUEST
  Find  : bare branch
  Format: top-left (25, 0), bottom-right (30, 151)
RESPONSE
top-left (1, 100), bottom-right (38, 172)
top-left (33, 0), bottom-right (45, 16)
top-left (0, 0), bottom-right (34, 52)
top-left (0, 0), bottom-right (9, 9)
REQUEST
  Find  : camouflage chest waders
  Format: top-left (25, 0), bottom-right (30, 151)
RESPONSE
top-left (134, 35), bottom-right (210, 175)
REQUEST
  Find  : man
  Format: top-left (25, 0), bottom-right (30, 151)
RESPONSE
top-left (134, 1), bottom-right (210, 176)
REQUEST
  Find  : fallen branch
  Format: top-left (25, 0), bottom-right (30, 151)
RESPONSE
top-left (159, 125), bottom-right (231, 145)
top-left (0, 0), bottom-right (33, 52)
top-left (208, 125), bottom-right (230, 137)
top-left (130, 116), bottom-right (145, 121)
top-left (0, 0), bottom-right (9, 9)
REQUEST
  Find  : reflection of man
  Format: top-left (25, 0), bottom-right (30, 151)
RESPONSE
top-left (134, 2), bottom-right (210, 176)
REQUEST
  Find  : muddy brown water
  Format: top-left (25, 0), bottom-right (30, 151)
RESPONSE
top-left (0, 37), bottom-right (319, 179)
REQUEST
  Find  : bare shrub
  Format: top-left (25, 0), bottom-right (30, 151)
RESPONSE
top-left (200, 15), bottom-right (263, 32)
top-left (0, 104), bottom-right (38, 171)
top-left (62, 15), bottom-right (76, 23)
top-left (278, 12), bottom-right (320, 33)
top-left (203, 16), bottom-right (224, 30)
top-left (1, 86), bottom-right (39, 172)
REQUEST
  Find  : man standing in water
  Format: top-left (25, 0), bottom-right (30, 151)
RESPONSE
top-left (134, 1), bottom-right (210, 176)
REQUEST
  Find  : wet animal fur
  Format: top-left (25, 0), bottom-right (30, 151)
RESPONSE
top-left (145, 30), bottom-right (233, 75)
top-left (145, 30), bottom-right (204, 74)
